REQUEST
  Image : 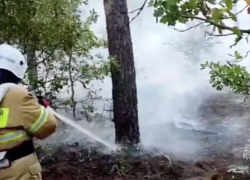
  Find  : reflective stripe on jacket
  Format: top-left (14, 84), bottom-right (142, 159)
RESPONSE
top-left (0, 87), bottom-right (57, 151)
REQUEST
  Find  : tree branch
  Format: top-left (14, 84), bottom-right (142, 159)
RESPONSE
top-left (128, 0), bottom-right (148, 23)
top-left (205, 31), bottom-right (234, 37)
top-left (172, 22), bottom-right (206, 32)
top-left (180, 14), bottom-right (250, 33)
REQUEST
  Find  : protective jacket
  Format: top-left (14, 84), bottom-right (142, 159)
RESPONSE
top-left (0, 87), bottom-right (58, 180)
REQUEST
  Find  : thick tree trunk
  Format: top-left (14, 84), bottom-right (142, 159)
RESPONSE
top-left (103, 0), bottom-right (140, 145)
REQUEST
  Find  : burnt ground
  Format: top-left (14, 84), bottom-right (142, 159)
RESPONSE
top-left (38, 92), bottom-right (250, 180)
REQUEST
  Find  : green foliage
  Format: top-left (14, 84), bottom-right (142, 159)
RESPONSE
top-left (200, 50), bottom-right (250, 95)
top-left (151, 0), bottom-right (242, 42)
top-left (151, 0), bottom-right (250, 95)
top-left (0, 0), bottom-right (86, 51)
top-left (0, 0), bottom-right (110, 119)
top-left (201, 60), bottom-right (250, 94)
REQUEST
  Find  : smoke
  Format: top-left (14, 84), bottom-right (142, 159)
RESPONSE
top-left (42, 0), bottom-right (250, 160)
top-left (83, 0), bottom-right (218, 158)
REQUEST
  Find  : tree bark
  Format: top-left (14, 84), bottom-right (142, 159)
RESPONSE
top-left (103, 0), bottom-right (140, 145)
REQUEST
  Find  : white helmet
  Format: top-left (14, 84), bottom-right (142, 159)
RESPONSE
top-left (0, 44), bottom-right (27, 79)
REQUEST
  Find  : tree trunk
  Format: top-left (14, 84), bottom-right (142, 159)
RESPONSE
top-left (27, 46), bottom-right (38, 91)
top-left (103, 0), bottom-right (140, 145)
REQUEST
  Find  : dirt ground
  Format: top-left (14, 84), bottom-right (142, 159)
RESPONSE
top-left (39, 146), bottom-right (250, 180)
top-left (39, 92), bottom-right (250, 180)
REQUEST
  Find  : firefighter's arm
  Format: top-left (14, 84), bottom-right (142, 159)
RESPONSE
top-left (21, 92), bottom-right (58, 139)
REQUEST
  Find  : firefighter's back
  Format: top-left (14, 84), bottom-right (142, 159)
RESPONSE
top-left (0, 87), bottom-right (57, 180)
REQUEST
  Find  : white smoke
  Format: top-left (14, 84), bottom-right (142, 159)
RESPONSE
top-left (41, 0), bottom-right (250, 160)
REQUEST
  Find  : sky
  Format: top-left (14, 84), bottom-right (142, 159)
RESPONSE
top-left (49, 0), bottom-right (250, 157)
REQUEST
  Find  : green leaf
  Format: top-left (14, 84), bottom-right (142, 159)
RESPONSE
top-left (159, 15), bottom-right (169, 24)
top-left (153, 9), bottom-right (164, 17)
top-left (225, 0), bottom-right (233, 10)
top-left (211, 8), bottom-right (224, 22)
top-left (226, 10), bottom-right (237, 21)
top-left (188, 0), bottom-right (197, 7)
top-left (232, 27), bottom-right (241, 36)
top-left (167, 0), bottom-right (178, 6)
top-left (153, 0), bottom-right (163, 7)
top-left (234, 50), bottom-right (243, 60)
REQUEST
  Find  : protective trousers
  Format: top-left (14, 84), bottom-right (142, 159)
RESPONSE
top-left (0, 153), bottom-right (42, 180)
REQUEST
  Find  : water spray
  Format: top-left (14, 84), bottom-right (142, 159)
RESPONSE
top-left (47, 106), bottom-right (118, 151)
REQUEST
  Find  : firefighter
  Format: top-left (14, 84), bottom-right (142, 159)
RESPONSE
top-left (0, 44), bottom-right (58, 180)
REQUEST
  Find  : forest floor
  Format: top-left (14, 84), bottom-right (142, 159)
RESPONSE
top-left (38, 92), bottom-right (250, 180)
top-left (39, 145), bottom-right (250, 180)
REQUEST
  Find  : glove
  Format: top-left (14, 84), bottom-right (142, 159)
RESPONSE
top-left (36, 95), bottom-right (51, 108)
